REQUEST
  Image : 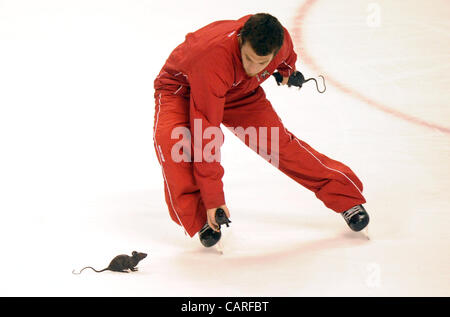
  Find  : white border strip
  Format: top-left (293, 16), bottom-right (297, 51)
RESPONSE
top-left (281, 60), bottom-right (293, 76)
top-left (173, 85), bottom-right (183, 95)
top-left (154, 93), bottom-right (188, 235)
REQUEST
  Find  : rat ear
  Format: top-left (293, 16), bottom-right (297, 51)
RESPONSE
top-left (132, 251), bottom-right (137, 256)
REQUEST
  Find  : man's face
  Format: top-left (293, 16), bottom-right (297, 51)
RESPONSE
top-left (240, 39), bottom-right (274, 77)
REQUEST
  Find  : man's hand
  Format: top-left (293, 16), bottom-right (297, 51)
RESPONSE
top-left (272, 72), bottom-right (293, 86)
top-left (273, 71), bottom-right (305, 88)
top-left (273, 72), bottom-right (283, 85)
top-left (206, 205), bottom-right (230, 232)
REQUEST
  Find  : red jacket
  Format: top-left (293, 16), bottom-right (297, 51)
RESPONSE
top-left (154, 15), bottom-right (298, 209)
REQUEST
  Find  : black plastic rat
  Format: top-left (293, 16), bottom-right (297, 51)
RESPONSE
top-left (72, 251), bottom-right (147, 274)
top-left (273, 71), bottom-right (326, 93)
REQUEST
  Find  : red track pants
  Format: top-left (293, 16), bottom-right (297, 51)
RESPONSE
top-left (153, 87), bottom-right (366, 237)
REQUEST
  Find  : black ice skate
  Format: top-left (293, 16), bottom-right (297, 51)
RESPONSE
top-left (341, 204), bottom-right (370, 233)
top-left (199, 223), bottom-right (222, 248)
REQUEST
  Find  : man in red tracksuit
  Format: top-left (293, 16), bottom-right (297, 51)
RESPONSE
top-left (153, 13), bottom-right (370, 247)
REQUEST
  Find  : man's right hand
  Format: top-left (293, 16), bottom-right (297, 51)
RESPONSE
top-left (206, 205), bottom-right (230, 232)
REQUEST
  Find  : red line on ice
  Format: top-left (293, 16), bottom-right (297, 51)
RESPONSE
top-left (292, 0), bottom-right (450, 135)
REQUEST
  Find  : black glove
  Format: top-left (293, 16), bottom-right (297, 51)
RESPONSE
top-left (272, 72), bottom-right (283, 86)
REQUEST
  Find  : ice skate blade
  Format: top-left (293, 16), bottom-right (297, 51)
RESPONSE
top-left (215, 240), bottom-right (224, 255)
top-left (361, 226), bottom-right (370, 240)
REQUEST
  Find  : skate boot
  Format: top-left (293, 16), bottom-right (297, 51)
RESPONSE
top-left (341, 204), bottom-right (370, 232)
top-left (199, 223), bottom-right (222, 248)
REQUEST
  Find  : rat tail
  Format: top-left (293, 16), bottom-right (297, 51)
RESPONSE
top-left (303, 75), bottom-right (326, 93)
top-left (72, 267), bottom-right (108, 274)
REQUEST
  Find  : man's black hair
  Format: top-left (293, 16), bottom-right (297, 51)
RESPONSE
top-left (240, 13), bottom-right (284, 56)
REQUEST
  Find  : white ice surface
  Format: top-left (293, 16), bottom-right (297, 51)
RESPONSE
top-left (0, 0), bottom-right (449, 296)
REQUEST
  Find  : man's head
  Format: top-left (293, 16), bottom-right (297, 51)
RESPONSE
top-left (239, 13), bottom-right (284, 77)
